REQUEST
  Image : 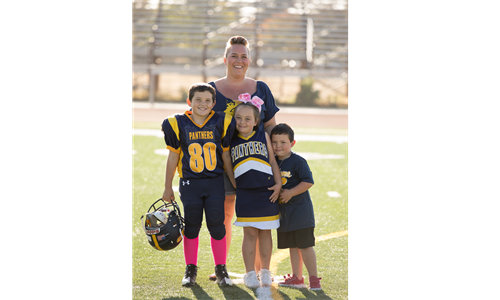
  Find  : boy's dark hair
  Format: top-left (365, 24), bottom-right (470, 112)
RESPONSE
top-left (188, 83), bottom-right (216, 101)
top-left (271, 123), bottom-right (294, 142)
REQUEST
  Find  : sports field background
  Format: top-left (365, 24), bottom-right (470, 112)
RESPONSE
top-left (133, 103), bottom-right (348, 299)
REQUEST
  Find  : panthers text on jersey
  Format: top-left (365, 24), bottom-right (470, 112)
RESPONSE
top-left (230, 130), bottom-right (274, 189)
top-left (162, 110), bottom-right (235, 179)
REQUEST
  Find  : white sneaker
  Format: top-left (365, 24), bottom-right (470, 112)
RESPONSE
top-left (258, 269), bottom-right (273, 287)
top-left (244, 271), bottom-right (260, 288)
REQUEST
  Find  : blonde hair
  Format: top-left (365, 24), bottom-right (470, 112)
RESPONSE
top-left (224, 36), bottom-right (250, 57)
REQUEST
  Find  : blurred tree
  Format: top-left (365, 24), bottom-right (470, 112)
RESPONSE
top-left (295, 76), bottom-right (320, 106)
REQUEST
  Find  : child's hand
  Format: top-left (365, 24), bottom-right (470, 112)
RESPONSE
top-left (162, 188), bottom-right (174, 203)
top-left (268, 183), bottom-right (282, 203)
top-left (279, 189), bottom-right (293, 203)
top-left (230, 178), bottom-right (237, 189)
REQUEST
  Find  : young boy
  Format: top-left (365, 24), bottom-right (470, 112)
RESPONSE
top-left (161, 83), bottom-right (236, 287)
top-left (271, 123), bottom-right (322, 291)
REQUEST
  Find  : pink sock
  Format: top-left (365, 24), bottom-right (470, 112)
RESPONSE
top-left (210, 236), bottom-right (227, 265)
top-left (183, 236), bottom-right (199, 266)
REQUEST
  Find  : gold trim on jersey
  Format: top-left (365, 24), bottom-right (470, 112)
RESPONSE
top-left (237, 131), bottom-right (256, 140)
top-left (222, 113), bottom-right (233, 152)
top-left (177, 151), bottom-right (184, 178)
top-left (233, 157), bottom-right (271, 171)
top-left (233, 157), bottom-right (272, 178)
top-left (167, 145), bottom-right (180, 154)
top-left (166, 116), bottom-right (181, 153)
top-left (185, 110), bottom-right (215, 128)
top-left (236, 214), bottom-right (279, 222)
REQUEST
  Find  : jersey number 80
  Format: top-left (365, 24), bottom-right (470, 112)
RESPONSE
top-left (188, 142), bottom-right (217, 173)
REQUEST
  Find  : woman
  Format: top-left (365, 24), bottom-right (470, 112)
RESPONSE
top-left (208, 36), bottom-right (280, 279)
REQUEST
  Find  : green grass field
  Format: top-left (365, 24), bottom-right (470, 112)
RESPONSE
top-left (133, 125), bottom-right (348, 300)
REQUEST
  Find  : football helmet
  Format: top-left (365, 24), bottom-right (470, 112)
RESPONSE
top-left (141, 198), bottom-right (184, 251)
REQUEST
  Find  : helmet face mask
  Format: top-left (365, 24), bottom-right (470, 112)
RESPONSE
top-left (141, 199), bottom-right (184, 251)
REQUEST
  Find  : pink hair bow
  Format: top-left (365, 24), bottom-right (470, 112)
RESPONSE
top-left (238, 93), bottom-right (264, 112)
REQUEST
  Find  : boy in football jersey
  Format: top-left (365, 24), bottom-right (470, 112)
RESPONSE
top-left (161, 83), bottom-right (236, 287)
top-left (271, 123), bottom-right (322, 291)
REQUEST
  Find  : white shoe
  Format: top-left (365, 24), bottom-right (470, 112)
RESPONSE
top-left (258, 269), bottom-right (273, 287)
top-left (244, 271), bottom-right (260, 288)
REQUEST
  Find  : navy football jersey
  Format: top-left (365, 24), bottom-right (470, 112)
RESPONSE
top-left (230, 130), bottom-right (274, 189)
top-left (162, 110), bottom-right (235, 179)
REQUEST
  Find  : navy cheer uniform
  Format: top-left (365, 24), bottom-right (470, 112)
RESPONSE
top-left (230, 130), bottom-right (279, 230)
top-left (162, 110), bottom-right (236, 239)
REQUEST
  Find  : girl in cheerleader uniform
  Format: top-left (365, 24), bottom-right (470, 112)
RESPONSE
top-left (225, 93), bottom-right (282, 288)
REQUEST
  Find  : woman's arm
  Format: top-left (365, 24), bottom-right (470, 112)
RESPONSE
top-left (265, 132), bottom-right (282, 202)
top-left (263, 116), bottom-right (277, 136)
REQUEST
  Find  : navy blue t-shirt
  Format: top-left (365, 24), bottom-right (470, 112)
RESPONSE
top-left (208, 81), bottom-right (279, 132)
top-left (276, 152), bottom-right (315, 232)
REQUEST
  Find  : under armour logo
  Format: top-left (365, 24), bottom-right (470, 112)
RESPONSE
top-left (182, 180), bottom-right (190, 186)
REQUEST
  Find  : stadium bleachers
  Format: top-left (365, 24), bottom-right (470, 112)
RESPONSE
top-left (132, 0), bottom-right (348, 104)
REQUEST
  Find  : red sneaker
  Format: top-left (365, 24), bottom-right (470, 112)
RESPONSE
top-left (309, 276), bottom-right (322, 291)
top-left (278, 274), bottom-right (305, 288)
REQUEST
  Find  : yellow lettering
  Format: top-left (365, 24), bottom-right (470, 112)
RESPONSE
top-left (189, 131), bottom-right (217, 140)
